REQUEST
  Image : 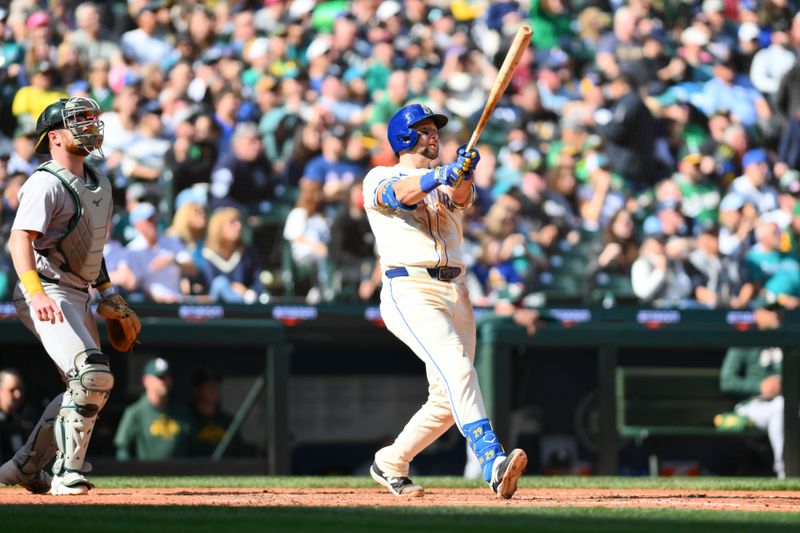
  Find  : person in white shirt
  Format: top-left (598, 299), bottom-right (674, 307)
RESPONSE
top-left (120, 4), bottom-right (173, 66)
top-left (730, 149), bottom-right (780, 216)
top-left (123, 203), bottom-right (196, 303)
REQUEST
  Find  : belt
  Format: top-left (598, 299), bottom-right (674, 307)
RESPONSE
top-left (38, 273), bottom-right (89, 294)
top-left (385, 266), bottom-right (462, 282)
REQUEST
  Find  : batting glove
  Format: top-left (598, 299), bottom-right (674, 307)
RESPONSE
top-left (457, 145), bottom-right (481, 173)
top-left (420, 162), bottom-right (466, 192)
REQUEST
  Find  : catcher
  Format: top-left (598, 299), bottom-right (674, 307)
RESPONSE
top-left (0, 97), bottom-right (140, 495)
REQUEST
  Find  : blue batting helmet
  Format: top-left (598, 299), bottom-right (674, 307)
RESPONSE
top-left (387, 103), bottom-right (448, 155)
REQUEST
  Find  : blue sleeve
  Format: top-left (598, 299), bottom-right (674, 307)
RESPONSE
top-left (303, 157), bottom-right (326, 183)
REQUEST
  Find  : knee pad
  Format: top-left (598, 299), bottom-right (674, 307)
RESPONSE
top-left (54, 350), bottom-right (113, 475)
top-left (68, 349), bottom-right (114, 417)
top-left (463, 418), bottom-right (505, 482)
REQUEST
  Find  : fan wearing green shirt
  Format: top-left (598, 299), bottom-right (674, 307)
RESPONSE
top-left (113, 357), bottom-right (192, 460)
top-left (673, 153), bottom-right (721, 231)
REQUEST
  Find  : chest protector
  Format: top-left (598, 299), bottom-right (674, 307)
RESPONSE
top-left (37, 160), bottom-right (111, 282)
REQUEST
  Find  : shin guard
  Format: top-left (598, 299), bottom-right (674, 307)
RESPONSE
top-left (463, 418), bottom-right (505, 482)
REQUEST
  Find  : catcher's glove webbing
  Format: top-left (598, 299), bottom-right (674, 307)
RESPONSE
top-left (96, 294), bottom-right (141, 352)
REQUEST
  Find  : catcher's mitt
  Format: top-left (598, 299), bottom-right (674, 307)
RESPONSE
top-left (96, 294), bottom-right (141, 352)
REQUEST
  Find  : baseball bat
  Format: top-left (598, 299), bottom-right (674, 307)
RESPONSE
top-left (466, 25), bottom-right (533, 152)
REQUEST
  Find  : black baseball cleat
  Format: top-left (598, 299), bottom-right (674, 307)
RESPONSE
top-left (370, 462), bottom-right (424, 497)
top-left (490, 449), bottom-right (528, 499)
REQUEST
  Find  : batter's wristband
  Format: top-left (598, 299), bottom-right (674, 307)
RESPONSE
top-left (419, 168), bottom-right (441, 193)
top-left (20, 270), bottom-right (44, 296)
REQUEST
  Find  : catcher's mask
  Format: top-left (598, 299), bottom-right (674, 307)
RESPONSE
top-left (34, 97), bottom-right (105, 157)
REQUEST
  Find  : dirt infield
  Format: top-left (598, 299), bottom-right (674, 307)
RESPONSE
top-left (2, 487), bottom-right (800, 511)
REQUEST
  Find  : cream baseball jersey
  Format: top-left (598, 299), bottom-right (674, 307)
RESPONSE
top-left (362, 164), bottom-right (474, 270)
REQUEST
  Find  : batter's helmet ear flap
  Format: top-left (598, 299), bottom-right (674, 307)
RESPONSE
top-left (387, 103), bottom-right (448, 156)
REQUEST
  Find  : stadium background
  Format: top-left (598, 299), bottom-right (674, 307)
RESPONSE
top-left (1, 0), bottom-right (800, 479)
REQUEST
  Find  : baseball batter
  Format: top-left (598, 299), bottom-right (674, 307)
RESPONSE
top-left (0, 97), bottom-right (140, 495)
top-left (364, 104), bottom-right (527, 499)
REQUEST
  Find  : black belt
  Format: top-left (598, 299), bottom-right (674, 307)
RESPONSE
top-left (385, 266), bottom-right (462, 282)
top-left (38, 273), bottom-right (89, 294)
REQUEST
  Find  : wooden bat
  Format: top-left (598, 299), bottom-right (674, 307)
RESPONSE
top-left (466, 25), bottom-right (533, 152)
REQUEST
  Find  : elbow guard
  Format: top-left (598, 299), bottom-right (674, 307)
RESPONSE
top-left (381, 181), bottom-right (416, 211)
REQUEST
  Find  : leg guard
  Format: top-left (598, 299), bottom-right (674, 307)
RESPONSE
top-left (52, 349), bottom-right (113, 476)
top-left (463, 418), bottom-right (505, 482)
top-left (11, 394), bottom-right (61, 475)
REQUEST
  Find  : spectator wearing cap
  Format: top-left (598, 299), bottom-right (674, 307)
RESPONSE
top-left (11, 61), bottom-right (67, 123)
top-left (671, 25), bottom-right (715, 85)
top-left (750, 29), bottom-right (797, 97)
top-left (120, 3), bottom-right (174, 66)
top-left (731, 149), bottom-right (780, 216)
top-left (124, 202), bottom-right (197, 303)
top-left (210, 122), bottom-right (277, 216)
top-left (740, 221), bottom-right (800, 309)
top-left (113, 357), bottom-right (193, 461)
top-left (672, 153), bottom-right (721, 231)
top-left (189, 368), bottom-right (243, 457)
top-left (688, 227), bottom-right (745, 308)
top-left (301, 126), bottom-right (365, 206)
top-left (589, 73), bottom-right (661, 190)
top-left (164, 108), bottom-right (218, 200)
top-left (70, 2), bottom-right (119, 65)
top-left (691, 46), bottom-right (772, 130)
top-left (120, 101), bottom-right (171, 201)
top-left (643, 198), bottom-right (690, 241)
top-left (736, 22), bottom-right (761, 75)
top-left (6, 122), bottom-right (39, 176)
top-left (536, 51), bottom-right (574, 115)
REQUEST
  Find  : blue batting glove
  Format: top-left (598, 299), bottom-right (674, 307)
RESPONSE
top-left (457, 145), bottom-right (481, 172)
top-left (420, 162), bottom-right (465, 192)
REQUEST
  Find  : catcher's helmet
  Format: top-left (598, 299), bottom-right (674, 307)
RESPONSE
top-left (35, 97), bottom-right (104, 156)
top-left (387, 103), bottom-right (448, 156)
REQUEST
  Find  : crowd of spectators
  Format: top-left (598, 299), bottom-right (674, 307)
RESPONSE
top-left (1, 0), bottom-right (800, 311)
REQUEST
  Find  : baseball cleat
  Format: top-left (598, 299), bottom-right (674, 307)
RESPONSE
top-left (50, 472), bottom-right (93, 496)
top-left (370, 462), bottom-right (424, 497)
top-left (0, 459), bottom-right (52, 494)
top-left (490, 448), bottom-right (527, 499)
